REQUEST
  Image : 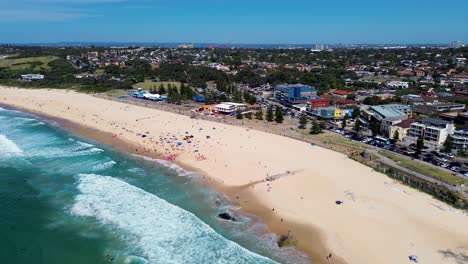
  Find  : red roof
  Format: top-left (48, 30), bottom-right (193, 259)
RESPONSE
top-left (333, 90), bottom-right (350, 96)
top-left (309, 96), bottom-right (330, 103)
top-left (336, 99), bottom-right (356, 105)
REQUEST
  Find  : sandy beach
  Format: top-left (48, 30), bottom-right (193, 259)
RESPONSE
top-left (1, 86), bottom-right (467, 264)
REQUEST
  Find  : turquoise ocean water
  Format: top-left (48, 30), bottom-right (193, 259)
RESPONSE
top-left (0, 106), bottom-right (311, 264)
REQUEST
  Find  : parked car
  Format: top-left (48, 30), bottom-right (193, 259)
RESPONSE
top-left (450, 166), bottom-right (464, 173)
top-left (440, 163), bottom-right (449, 168)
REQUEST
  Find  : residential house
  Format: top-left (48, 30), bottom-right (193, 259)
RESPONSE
top-left (386, 81), bottom-right (410, 89)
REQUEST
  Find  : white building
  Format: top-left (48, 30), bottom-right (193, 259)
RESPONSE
top-left (214, 102), bottom-right (246, 115)
top-left (292, 104), bottom-right (308, 112)
top-left (406, 118), bottom-right (454, 150)
top-left (386, 81), bottom-right (410, 89)
top-left (21, 74), bottom-right (45, 81)
top-left (453, 129), bottom-right (468, 151)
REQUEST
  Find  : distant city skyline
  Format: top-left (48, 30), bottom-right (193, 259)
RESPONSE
top-left (0, 0), bottom-right (467, 44)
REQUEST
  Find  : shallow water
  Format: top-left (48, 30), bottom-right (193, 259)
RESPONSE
top-left (0, 106), bottom-right (311, 264)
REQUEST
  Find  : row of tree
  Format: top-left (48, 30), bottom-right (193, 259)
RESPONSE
top-left (237, 106), bottom-right (284, 123)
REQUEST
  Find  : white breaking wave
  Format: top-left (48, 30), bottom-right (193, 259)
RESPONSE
top-left (71, 174), bottom-right (276, 264)
top-left (0, 134), bottom-right (23, 157)
top-left (29, 121), bottom-right (46, 127)
top-left (77, 141), bottom-right (95, 149)
top-left (134, 155), bottom-right (194, 177)
top-left (92, 160), bottom-right (117, 172)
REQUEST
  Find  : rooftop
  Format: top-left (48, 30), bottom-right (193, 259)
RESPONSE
top-left (370, 104), bottom-right (411, 119)
top-left (333, 90), bottom-right (350, 95)
top-left (421, 117), bottom-right (451, 126)
top-left (395, 118), bottom-right (418, 129)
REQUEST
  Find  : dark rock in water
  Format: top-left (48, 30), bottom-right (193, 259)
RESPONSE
top-left (218, 212), bottom-right (237, 222)
top-left (277, 234), bottom-right (297, 247)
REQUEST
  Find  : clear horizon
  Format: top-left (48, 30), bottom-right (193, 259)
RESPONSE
top-left (0, 0), bottom-right (467, 44)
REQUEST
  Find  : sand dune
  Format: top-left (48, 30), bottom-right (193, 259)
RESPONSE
top-left (1, 87), bottom-right (467, 264)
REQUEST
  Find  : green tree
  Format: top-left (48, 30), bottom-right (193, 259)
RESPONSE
top-left (236, 108), bottom-right (243, 119)
top-left (299, 112), bottom-right (308, 129)
top-left (342, 114), bottom-right (349, 130)
top-left (310, 120), bottom-right (323, 134)
top-left (255, 110), bottom-right (264, 120)
top-left (392, 130), bottom-right (400, 142)
top-left (354, 119), bottom-right (361, 134)
top-left (275, 106), bottom-right (284, 123)
top-left (443, 135), bottom-right (453, 153)
top-left (320, 121), bottom-right (326, 130)
top-left (371, 120), bottom-right (381, 136)
top-left (158, 83), bottom-right (166, 94)
top-left (266, 106), bottom-right (274, 122)
top-left (233, 90), bottom-right (243, 103)
top-left (352, 107), bottom-right (360, 118)
top-left (416, 135), bottom-right (424, 151)
top-left (245, 112), bottom-right (253, 119)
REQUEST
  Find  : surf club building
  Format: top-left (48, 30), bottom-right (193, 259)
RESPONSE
top-left (213, 102), bottom-right (247, 115)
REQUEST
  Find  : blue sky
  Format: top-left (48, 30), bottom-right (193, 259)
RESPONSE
top-left (0, 0), bottom-right (467, 44)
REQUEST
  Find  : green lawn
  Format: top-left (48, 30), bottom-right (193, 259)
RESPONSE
top-left (0, 56), bottom-right (58, 71)
top-left (380, 152), bottom-right (467, 185)
top-left (312, 133), bottom-right (372, 149)
top-left (133, 80), bottom-right (182, 90)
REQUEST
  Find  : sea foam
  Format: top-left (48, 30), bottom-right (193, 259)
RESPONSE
top-left (135, 155), bottom-right (194, 177)
top-left (92, 160), bottom-right (117, 172)
top-left (0, 134), bottom-right (23, 157)
top-left (71, 174), bottom-right (276, 264)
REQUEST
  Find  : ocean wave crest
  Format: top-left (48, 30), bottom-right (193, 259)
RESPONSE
top-left (71, 174), bottom-right (276, 264)
top-left (0, 134), bottom-right (23, 157)
top-left (134, 155), bottom-right (194, 177)
top-left (92, 160), bottom-right (117, 172)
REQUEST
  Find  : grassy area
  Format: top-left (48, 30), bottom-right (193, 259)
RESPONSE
top-left (380, 151), bottom-right (467, 185)
top-left (0, 56), bottom-right (58, 71)
top-left (133, 80), bottom-right (182, 90)
top-left (103, 89), bottom-right (130, 96)
top-left (312, 132), bottom-right (372, 149)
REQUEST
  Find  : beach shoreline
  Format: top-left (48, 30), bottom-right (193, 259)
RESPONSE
top-left (1, 87), bottom-right (467, 264)
top-left (0, 101), bottom-right (330, 264)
